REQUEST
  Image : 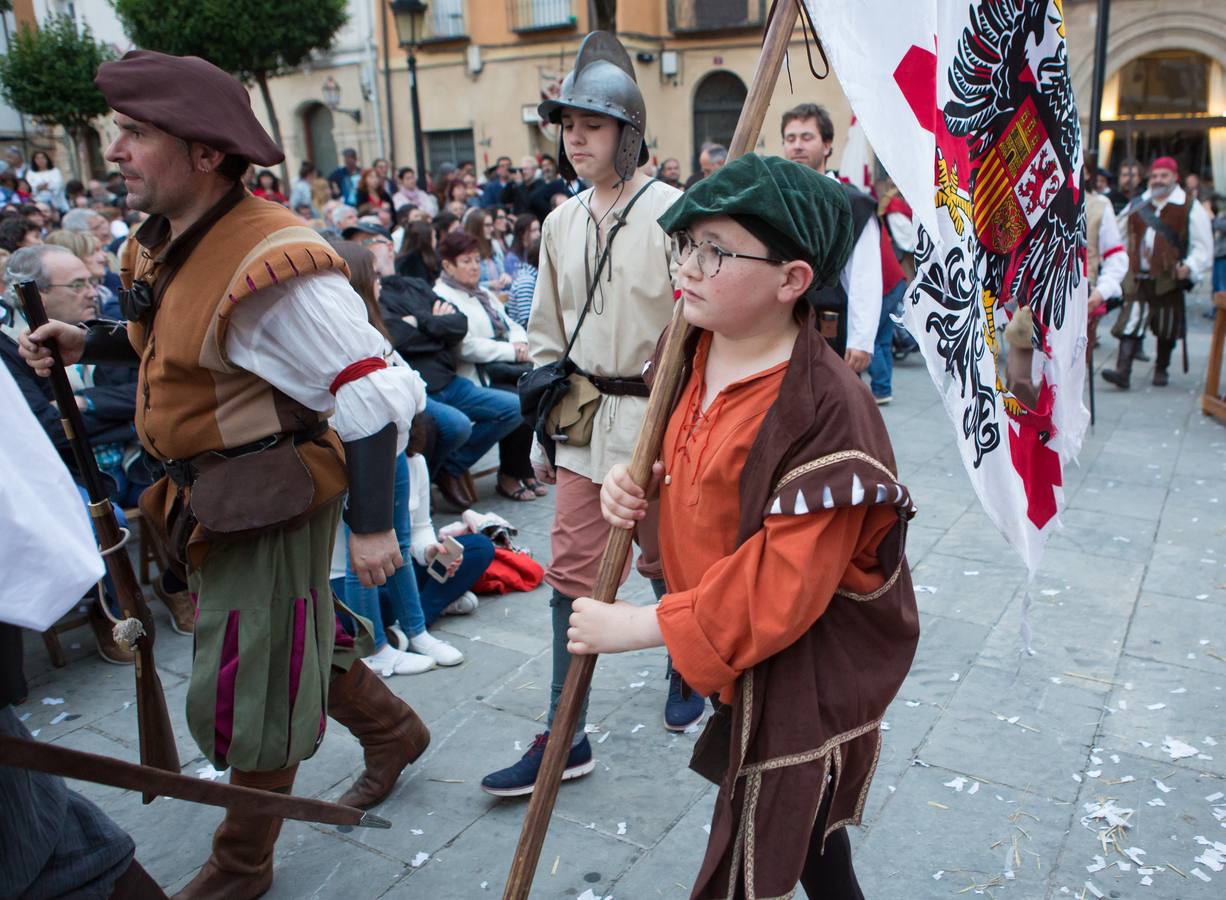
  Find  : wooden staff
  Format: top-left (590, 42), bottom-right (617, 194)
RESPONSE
top-left (500, 3), bottom-right (802, 896)
top-left (17, 281), bottom-right (180, 803)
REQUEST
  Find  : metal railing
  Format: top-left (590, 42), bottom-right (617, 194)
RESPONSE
top-left (506, 0), bottom-right (576, 33)
top-left (668, 0), bottom-right (766, 34)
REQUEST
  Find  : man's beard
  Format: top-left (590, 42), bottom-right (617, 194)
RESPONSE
top-left (1151, 183), bottom-right (1174, 200)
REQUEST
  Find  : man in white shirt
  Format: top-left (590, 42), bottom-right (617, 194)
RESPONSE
top-left (20, 50), bottom-right (430, 898)
top-left (780, 103), bottom-right (882, 374)
top-left (1104, 156), bottom-right (1212, 388)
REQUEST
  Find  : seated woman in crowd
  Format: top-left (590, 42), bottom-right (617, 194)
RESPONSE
top-left (505, 237), bottom-right (540, 328)
top-left (396, 220), bottom-right (441, 283)
top-left (252, 170), bottom-right (287, 204)
top-left (356, 167), bottom-right (395, 216)
top-left (431, 230), bottom-right (543, 501)
top-left (433, 210), bottom-right (461, 245)
top-left (27, 150), bottom-right (67, 213)
top-left (504, 213), bottom-right (540, 280)
top-left (462, 208), bottom-right (511, 291)
top-left (327, 239), bottom-right (464, 673)
top-left (492, 207), bottom-right (512, 251)
top-left (375, 423), bottom-right (497, 637)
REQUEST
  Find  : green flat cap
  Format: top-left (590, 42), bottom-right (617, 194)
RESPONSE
top-left (657, 153), bottom-right (854, 288)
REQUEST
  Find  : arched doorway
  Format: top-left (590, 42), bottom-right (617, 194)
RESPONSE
top-left (302, 103), bottom-right (338, 175)
top-left (691, 71), bottom-right (747, 172)
top-left (1100, 49), bottom-right (1225, 180)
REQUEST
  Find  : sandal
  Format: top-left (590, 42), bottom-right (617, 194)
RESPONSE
top-left (522, 477), bottom-right (549, 497)
top-left (495, 480), bottom-right (537, 502)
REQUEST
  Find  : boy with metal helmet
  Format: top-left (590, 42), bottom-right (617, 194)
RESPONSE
top-left (481, 31), bottom-right (702, 798)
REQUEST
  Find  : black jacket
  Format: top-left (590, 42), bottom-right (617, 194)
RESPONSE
top-left (395, 251), bottom-right (440, 284)
top-left (0, 332), bottom-right (138, 479)
top-left (378, 275), bottom-right (468, 393)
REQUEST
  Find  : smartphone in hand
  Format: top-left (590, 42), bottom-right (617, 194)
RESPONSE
top-left (426, 535), bottom-right (464, 583)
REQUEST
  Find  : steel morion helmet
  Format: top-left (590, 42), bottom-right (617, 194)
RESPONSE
top-left (538, 31), bottom-right (648, 184)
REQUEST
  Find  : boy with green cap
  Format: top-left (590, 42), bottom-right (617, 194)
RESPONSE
top-left (567, 153), bottom-right (920, 898)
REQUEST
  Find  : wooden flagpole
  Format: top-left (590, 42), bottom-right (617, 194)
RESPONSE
top-left (500, 3), bottom-right (802, 896)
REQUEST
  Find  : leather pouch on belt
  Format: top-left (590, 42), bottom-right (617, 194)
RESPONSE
top-left (544, 373), bottom-right (602, 448)
top-left (189, 439), bottom-right (314, 534)
top-left (688, 702), bottom-right (733, 786)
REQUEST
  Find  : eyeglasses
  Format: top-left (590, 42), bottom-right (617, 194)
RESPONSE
top-left (672, 232), bottom-right (783, 279)
top-left (50, 279), bottom-right (95, 292)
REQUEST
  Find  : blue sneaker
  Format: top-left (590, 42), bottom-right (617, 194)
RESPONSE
top-left (480, 732), bottom-right (594, 797)
top-left (664, 663), bottom-right (706, 732)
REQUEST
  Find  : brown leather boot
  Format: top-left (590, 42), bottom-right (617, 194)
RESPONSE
top-left (173, 765), bottom-right (298, 900)
top-left (327, 660), bottom-right (430, 809)
top-left (1153, 339), bottom-right (1175, 386)
top-left (1101, 337), bottom-right (1138, 389)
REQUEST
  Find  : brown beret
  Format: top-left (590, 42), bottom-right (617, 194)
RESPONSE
top-left (95, 50), bottom-right (283, 166)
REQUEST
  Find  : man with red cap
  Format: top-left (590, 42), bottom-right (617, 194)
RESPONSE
top-left (1103, 155), bottom-right (1213, 388)
top-left (19, 51), bottom-right (432, 898)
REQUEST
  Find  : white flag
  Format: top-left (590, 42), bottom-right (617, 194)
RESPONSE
top-left (807, 0), bottom-right (1089, 573)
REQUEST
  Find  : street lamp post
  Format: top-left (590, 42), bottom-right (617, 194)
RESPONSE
top-left (390, 0), bottom-right (429, 179)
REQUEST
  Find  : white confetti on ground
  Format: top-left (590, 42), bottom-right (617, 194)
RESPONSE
top-left (410, 828), bottom-right (424, 835)
top-left (196, 764), bottom-right (224, 781)
top-left (1162, 736), bottom-right (1199, 760)
top-left (1153, 778), bottom-right (1174, 793)
top-left (41, 697), bottom-right (64, 706)
top-left (630, 723), bottom-right (644, 734)
top-left (480, 882), bottom-right (488, 890)
top-left (1041, 589), bottom-right (1061, 597)
top-left (944, 776), bottom-right (968, 792)
top-left (598, 732), bottom-right (611, 744)
top-left (1147, 703), bottom-right (1166, 711)
top-left (628, 682), bottom-right (645, 689)
top-left (49, 712), bottom-right (71, 725)
top-left (933, 870), bottom-right (944, 880)
top-left (410, 852), bottom-right (429, 868)
top-left (950, 673), bottom-right (961, 682)
top-left (616, 822), bottom-right (627, 835)
top-left (1147, 797), bottom-right (1166, 807)
top-left (914, 585), bottom-right (937, 593)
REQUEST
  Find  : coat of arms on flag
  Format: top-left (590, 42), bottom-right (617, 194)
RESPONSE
top-left (808, 0), bottom-right (1089, 573)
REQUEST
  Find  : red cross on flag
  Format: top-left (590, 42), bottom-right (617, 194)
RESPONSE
top-left (807, 0), bottom-right (1089, 574)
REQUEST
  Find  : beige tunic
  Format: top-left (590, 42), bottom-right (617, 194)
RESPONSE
top-left (527, 180), bottom-right (680, 483)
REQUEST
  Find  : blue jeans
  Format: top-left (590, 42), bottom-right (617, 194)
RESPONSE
top-left (1214, 257), bottom-right (1226, 294)
top-left (424, 397), bottom-right (472, 477)
top-left (868, 280), bottom-right (907, 398)
top-left (338, 453), bottom-right (426, 649)
top-left (390, 533), bottom-right (495, 628)
top-left (429, 377), bottom-right (521, 477)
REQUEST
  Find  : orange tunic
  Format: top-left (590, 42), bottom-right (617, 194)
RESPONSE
top-left (655, 332), bottom-right (896, 703)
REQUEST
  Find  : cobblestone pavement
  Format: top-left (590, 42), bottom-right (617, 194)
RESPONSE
top-left (16, 293), bottom-right (1226, 899)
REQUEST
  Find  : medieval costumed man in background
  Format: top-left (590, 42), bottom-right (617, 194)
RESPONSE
top-left (20, 51), bottom-right (431, 899)
top-left (1103, 156), bottom-right (1212, 389)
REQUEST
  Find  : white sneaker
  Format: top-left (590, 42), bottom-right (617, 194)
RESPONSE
top-left (443, 591), bottom-right (479, 616)
top-left (409, 630), bottom-right (465, 666)
top-left (364, 644), bottom-right (436, 676)
top-left (385, 624), bottom-right (409, 651)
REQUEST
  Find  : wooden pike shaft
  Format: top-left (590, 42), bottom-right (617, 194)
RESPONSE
top-left (500, 3), bottom-right (802, 896)
top-left (16, 281), bottom-right (180, 803)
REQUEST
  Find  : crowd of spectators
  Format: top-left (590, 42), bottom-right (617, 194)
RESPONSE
top-left (3, 135), bottom-right (1219, 671)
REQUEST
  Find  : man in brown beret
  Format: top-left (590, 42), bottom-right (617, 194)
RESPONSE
top-left (20, 50), bottom-right (431, 899)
